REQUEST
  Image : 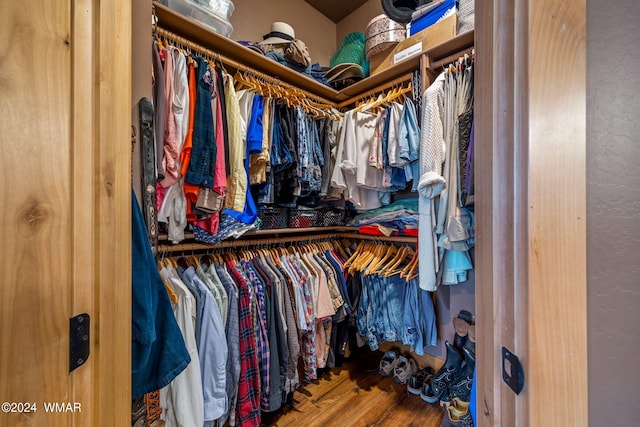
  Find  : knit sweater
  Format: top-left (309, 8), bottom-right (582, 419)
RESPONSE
top-left (418, 72), bottom-right (446, 291)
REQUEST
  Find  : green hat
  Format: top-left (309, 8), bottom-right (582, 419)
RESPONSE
top-left (330, 32), bottom-right (370, 77)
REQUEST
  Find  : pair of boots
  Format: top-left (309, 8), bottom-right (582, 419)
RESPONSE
top-left (422, 341), bottom-right (475, 405)
top-left (423, 311), bottom-right (476, 405)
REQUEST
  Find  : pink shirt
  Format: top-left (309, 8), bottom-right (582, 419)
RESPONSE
top-left (160, 48), bottom-right (180, 188)
top-left (213, 70), bottom-right (227, 196)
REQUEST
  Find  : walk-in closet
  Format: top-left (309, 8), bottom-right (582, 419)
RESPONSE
top-left (8, 0), bottom-right (635, 426)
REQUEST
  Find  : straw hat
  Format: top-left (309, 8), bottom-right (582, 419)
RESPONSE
top-left (259, 22), bottom-right (296, 45)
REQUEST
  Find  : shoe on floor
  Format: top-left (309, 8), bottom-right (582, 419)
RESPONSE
top-left (407, 367), bottom-right (435, 395)
top-left (448, 397), bottom-right (470, 418)
top-left (379, 350), bottom-right (399, 377)
top-left (420, 379), bottom-right (439, 404)
top-left (393, 355), bottom-right (417, 385)
top-left (448, 347), bottom-right (476, 403)
top-left (430, 341), bottom-right (463, 403)
top-left (442, 404), bottom-right (474, 427)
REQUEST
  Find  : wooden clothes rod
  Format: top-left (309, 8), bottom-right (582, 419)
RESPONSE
top-left (157, 232), bottom-right (342, 253)
top-left (337, 73), bottom-right (414, 109)
top-left (155, 26), bottom-right (337, 107)
top-left (427, 46), bottom-right (476, 73)
top-left (157, 231), bottom-right (416, 253)
top-left (336, 233), bottom-right (417, 244)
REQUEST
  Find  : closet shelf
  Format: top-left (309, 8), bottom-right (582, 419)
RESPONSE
top-left (158, 226), bottom-right (358, 242)
top-left (338, 30), bottom-right (475, 101)
top-left (153, 1), bottom-right (474, 103)
top-left (154, 2), bottom-right (340, 101)
top-left (157, 226), bottom-right (416, 253)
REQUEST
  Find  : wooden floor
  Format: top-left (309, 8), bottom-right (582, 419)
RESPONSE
top-left (261, 348), bottom-right (444, 427)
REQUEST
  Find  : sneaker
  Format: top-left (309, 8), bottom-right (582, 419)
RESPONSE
top-left (420, 375), bottom-right (442, 404)
top-left (379, 350), bottom-right (399, 377)
top-left (393, 355), bottom-right (417, 385)
top-left (407, 367), bottom-right (435, 395)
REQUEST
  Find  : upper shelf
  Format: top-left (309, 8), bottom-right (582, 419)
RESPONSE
top-left (153, 2), bottom-right (474, 104)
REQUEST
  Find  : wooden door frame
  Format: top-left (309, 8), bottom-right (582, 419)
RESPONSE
top-left (475, 0), bottom-right (587, 425)
top-left (71, 1), bottom-right (132, 425)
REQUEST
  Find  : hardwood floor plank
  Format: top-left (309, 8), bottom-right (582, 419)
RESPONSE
top-left (261, 349), bottom-right (444, 427)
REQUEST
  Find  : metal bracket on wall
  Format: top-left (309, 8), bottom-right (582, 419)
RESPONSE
top-left (502, 346), bottom-right (524, 395)
top-left (69, 313), bottom-right (90, 373)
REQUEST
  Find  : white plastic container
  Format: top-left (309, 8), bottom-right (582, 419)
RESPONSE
top-left (159, 0), bottom-right (234, 37)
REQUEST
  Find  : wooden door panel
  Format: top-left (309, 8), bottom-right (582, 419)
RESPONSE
top-left (475, 0), bottom-right (587, 426)
top-left (1, 1), bottom-right (131, 425)
top-left (0, 1), bottom-right (73, 425)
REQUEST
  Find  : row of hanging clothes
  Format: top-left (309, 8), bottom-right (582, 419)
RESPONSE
top-left (330, 78), bottom-right (425, 212)
top-left (344, 241), bottom-right (437, 355)
top-left (153, 238), bottom-right (356, 427)
top-left (134, 228), bottom-right (431, 427)
top-left (151, 30), bottom-right (342, 246)
top-left (417, 53), bottom-right (475, 292)
top-left (158, 242), bottom-right (436, 426)
top-left (151, 29), bottom-right (433, 247)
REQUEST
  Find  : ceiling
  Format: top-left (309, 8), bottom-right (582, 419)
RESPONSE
top-left (304, 0), bottom-right (370, 23)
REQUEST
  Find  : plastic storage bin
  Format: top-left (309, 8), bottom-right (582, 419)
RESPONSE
top-left (158, 0), bottom-right (234, 37)
top-left (288, 208), bottom-right (318, 228)
top-left (258, 206), bottom-right (288, 230)
top-left (315, 208), bottom-right (346, 227)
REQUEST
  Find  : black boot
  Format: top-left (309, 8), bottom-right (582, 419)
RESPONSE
top-left (453, 317), bottom-right (470, 353)
top-left (448, 347), bottom-right (476, 403)
top-left (463, 325), bottom-right (476, 354)
top-left (429, 341), bottom-right (463, 403)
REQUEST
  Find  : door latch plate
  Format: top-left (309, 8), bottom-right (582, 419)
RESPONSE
top-left (502, 346), bottom-right (524, 395)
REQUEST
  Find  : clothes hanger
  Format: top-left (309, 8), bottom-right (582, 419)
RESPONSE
top-left (210, 251), bottom-right (221, 264)
top-left (379, 245), bottom-right (408, 276)
top-left (351, 242), bottom-right (376, 273)
top-left (363, 244), bottom-right (385, 275)
top-left (400, 244), bottom-right (419, 279)
top-left (163, 279), bottom-right (179, 304)
top-left (176, 255), bottom-right (190, 270)
top-left (334, 242), bottom-right (350, 261)
top-left (352, 242), bottom-right (375, 272)
top-left (156, 248), bottom-right (167, 270)
top-left (167, 257), bottom-right (178, 269)
top-left (188, 255), bottom-right (200, 267)
top-left (356, 93), bottom-right (384, 113)
top-left (224, 250), bottom-right (238, 263)
top-left (352, 243), bottom-right (373, 273)
top-left (369, 244), bottom-right (398, 275)
top-left (384, 247), bottom-right (415, 277)
top-left (199, 253), bottom-right (210, 268)
top-left (342, 241), bottom-right (364, 269)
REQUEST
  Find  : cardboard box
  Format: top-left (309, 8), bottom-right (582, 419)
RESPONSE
top-left (369, 14), bottom-right (457, 75)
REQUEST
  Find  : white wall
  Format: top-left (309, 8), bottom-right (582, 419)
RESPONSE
top-left (231, 0), bottom-right (336, 66)
top-left (336, 0), bottom-right (383, 46)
